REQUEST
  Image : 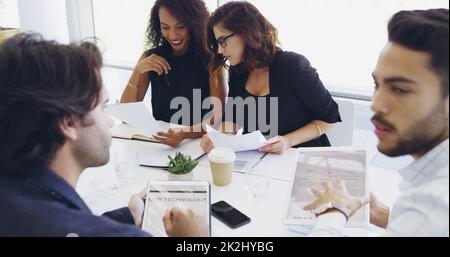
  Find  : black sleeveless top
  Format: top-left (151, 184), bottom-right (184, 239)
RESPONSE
top-left (226, 51), bottom-right (342, 148)
top-left (148, 45), bottom-right (211, 126)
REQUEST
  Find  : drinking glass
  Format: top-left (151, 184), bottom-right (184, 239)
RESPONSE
top-left (243, 160), bottom-right (272, 198)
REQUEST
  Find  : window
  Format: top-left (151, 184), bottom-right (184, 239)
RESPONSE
top-left (0, 0), bottom-right (20, 28)
top-left (222, 0), bottom-right (449, 96)
top-left (15, 0), bottom-right (69, 43)
top-left (90, 0), bottom-right (448, 98)
top-left (92, 0), bottom-right (218, 65)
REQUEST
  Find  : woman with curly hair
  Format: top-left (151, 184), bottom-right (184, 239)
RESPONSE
top-left (121, 0), bottom-right (226, 147)
top-left (201, 1), bottom-right (341, 154)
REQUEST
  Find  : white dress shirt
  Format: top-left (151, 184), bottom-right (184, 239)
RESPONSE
top-left (309, 139), bottom-right (449, 237)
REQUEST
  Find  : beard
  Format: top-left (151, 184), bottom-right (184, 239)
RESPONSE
top-left (373, 102), bottom-right (448, 157)
top-left (74, 126), bottom-right (111, 169)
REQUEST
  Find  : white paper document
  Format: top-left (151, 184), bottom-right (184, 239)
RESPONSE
top-left (206, 125), bottom-right (267, 152)
top-left (284, 147), bottom-right (369, 228)
top-left (106, 102), bottom-right (162, 136)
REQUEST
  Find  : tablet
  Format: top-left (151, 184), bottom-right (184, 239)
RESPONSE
top-left (142, 180), bottom-right (211, 237)
top-left (283, 147), bottom-right (369, 228)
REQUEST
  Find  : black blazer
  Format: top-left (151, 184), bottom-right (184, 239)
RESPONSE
top-left (0, 168), bottom-right (150, 237)
top-left (227, 51), bottom-right (342, 147)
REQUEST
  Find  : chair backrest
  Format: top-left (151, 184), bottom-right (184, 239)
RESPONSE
top-left (326, 99), bottom-right (355, 146)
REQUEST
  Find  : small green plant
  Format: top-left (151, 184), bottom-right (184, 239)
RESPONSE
top-left (167, 152), bottom-right (198, 175)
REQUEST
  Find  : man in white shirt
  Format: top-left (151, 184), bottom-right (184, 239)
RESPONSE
top-left (304, 9), bottom-right (449, 237)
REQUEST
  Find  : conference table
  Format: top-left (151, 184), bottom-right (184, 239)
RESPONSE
top-left (76, 136), bottom-right (401, 237)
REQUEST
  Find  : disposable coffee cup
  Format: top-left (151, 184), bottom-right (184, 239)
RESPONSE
top-left (208, 147), bottom-right (236, 187)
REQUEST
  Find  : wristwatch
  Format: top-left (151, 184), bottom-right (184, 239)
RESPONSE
top-left (311, 201), bottom-right (350, 221)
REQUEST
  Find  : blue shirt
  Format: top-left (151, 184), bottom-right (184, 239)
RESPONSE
top-left (0, 168), bottom-right (150, 237)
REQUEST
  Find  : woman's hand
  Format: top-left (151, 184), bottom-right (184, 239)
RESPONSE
top-left (259, 136), bottom-right (291, 154)
top-left (136, 54), bottom-right (171, 75)
top-left (154, 128), bottom-right (185, 148)
top-left (200, 134), bottom-right (215, 153)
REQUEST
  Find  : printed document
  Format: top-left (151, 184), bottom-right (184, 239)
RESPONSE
top-left (206, 125), bottom-right (266, 152)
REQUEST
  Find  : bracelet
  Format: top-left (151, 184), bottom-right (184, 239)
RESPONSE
top-left (312, 201), bottom-right (350, 222)
top-left (128, 81), bottom-right (139, 89)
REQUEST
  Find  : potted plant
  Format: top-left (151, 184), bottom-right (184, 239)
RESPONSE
top-left (0, 27), bottom-right (20, 44)
top-left (167, 152), bottom-right (198, 181)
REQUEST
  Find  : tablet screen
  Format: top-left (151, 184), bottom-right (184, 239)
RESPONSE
top-left (142, 180), bottom-right (211, 237)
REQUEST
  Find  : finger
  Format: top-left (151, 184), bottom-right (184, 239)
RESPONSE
top-left (153, 55), bottom-right (171, 73)
top-left (303, 202), bottom-right (317, 211)
top-left (153, 134), bottom-right (167, 141)
top-left (370, 192), bottom-right (376, 202)
top-left (163, 210), bottom-right (173, 233)
top-left (259, 142), bottom-right (276, 152)
top-left (263, 144), bottom-right (283, 154)
top-left (137, 188), bottom-right (147, 199)
top-left (360, 196), bottom-right (370, 207)
top-left (337, 179), bottom-right (346, 188)
top-left (170, 207), bottom-right (181, 218)
top-left (310, 188), bottom-right (322, 197)
top-left (265, 136), bottom-right (280, 145)
top-left (149, 63), bottom-right (164, 75)
top-left (153, 135), bottom-right (169, 144)
top-left (206, 144), bottom-right (214, 153)
top-left (322, 181), bottom-right (332, 190)
top-left (157, 132), bottom-right (169, 137)
top-left (138, 62), bottom-right (155, 73)
top-left (271, 142), bottom-right (284, 154)
top-left (153, 55), bottom-right (171, 70)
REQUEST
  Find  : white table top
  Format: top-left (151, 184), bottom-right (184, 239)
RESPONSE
top-left (76, 138), bottom-right (401, 237)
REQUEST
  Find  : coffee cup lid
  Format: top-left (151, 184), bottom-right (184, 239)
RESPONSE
top-left (208, 147), bottom-right (236, 164)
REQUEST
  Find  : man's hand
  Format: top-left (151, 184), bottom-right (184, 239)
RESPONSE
top-left (154, 128), bottom-right (185, 147)
top-left (370, 193), bottom-right (390, 228)
top-left (163, 208), bottom-right (209, 237)
top-left (259, 136), bottom-right (291, 154)
top-left (304, 180), bottom-right (369, 219)
top-left (128, 189), bottom-right (147, 227)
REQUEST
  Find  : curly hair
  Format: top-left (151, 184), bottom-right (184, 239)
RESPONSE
top-left (388, 8), bottom-right (449, 97)
top-left (0, 33), bottom-right (103, 176)
top-left (146, 0), bottom-right (212, 67)
top-left (208, 1), bottom-right (280, 73)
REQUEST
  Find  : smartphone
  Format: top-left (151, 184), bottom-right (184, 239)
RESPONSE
top-left (211, 201), bottom-right (251, 229)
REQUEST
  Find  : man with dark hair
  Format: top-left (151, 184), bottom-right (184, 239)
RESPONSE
top-left (0, 34), bottom-right (207, 237)
top-left (304, 9), bottom-right (449, 236)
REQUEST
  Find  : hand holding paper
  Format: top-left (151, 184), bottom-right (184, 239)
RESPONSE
top-left (205, 125), bottom-right (266, 152)
top-left (258, 136), bottom-right (291, 154)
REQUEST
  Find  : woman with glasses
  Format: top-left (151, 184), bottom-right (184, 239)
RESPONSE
top-left (201, 1), bottom-right (341, 154)
top-left (121, 0), bottom-right (226, 147)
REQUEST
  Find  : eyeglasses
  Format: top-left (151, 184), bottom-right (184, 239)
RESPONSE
top-left (216, 33), bottom-right (236, 48)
